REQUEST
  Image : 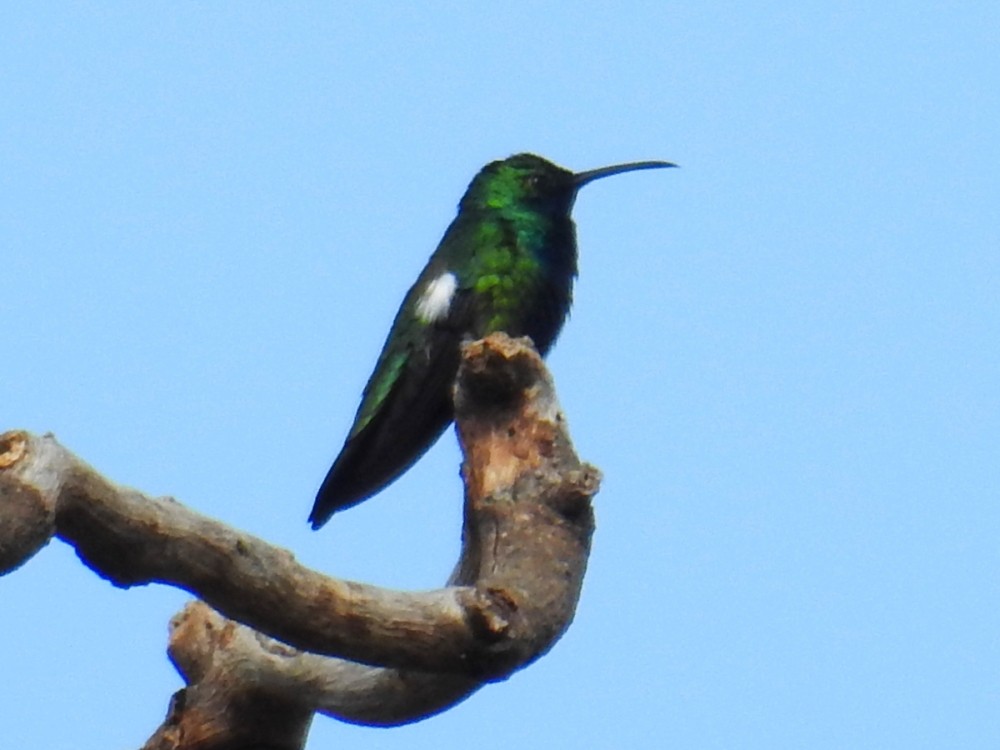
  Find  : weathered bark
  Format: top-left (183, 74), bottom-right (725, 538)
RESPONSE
top-left (0, 333), bottom-right (599, 749)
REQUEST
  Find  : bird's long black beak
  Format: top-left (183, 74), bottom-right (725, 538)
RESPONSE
top-left (574, 160), bottom-right (678, 188)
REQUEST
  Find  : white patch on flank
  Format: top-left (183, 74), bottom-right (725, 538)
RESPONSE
top-left (415, 271), bottom-right (457, 323)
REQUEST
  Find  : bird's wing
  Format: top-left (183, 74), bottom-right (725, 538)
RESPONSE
top-left (309, 269), bottom-right (472, 526)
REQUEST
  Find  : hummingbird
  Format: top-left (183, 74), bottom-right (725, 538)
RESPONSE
top-left (310, 153), bottom-right (675, 528)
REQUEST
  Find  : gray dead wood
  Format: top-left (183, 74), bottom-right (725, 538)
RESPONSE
top-left (0, 333), bottom-right (599, 749)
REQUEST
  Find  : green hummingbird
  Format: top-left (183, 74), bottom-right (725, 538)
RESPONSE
top-left (310, 153), bottom-right (675, 528)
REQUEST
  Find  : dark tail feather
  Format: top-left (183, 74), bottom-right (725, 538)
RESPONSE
top-left (309, 398), bottom-right (453, 528)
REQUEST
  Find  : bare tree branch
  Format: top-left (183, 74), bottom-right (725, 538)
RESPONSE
top-left (1, 333), bottom-right (599, 747)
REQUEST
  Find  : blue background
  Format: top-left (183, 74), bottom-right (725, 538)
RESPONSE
top-left (3, 4), bottom-right (998, 748)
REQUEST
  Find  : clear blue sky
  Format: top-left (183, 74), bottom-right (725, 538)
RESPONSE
top-left (3, 4), bottom-right (999, 748)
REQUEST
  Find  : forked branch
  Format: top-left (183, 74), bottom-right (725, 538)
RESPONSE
top-left (0, 333), bottom-right (599, 749)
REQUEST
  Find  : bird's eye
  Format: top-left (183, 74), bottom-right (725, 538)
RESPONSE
top-left (525, 174), bottom-right (542, 190)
